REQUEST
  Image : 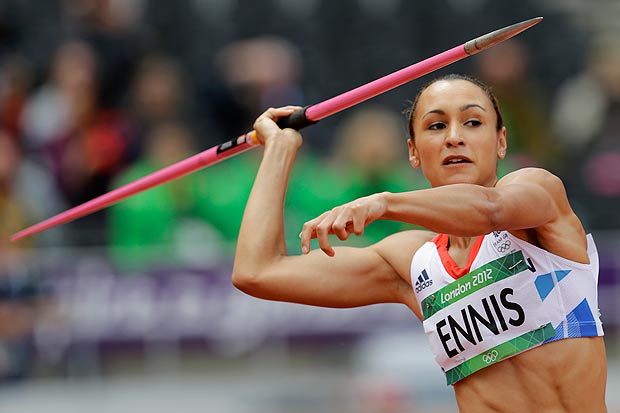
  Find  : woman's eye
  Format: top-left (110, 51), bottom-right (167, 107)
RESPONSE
top-left (465, 120), bottom-right (482, 127)
top-left (429, 122), bottom-right (446, 130)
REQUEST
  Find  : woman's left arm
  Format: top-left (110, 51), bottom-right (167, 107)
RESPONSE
top-left (386, 167), bottom-right (566, 235)
top-left (300, 167), bottom-right (580, 257)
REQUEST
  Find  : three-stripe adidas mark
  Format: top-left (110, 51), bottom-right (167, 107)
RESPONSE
top-left (415, 269), bottom-right (433, 292)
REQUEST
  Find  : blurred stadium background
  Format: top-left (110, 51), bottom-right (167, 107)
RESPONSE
top-left (0, 0), bottom-right (619, 412)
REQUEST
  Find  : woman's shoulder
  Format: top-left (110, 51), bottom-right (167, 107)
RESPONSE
top-left (497, 167), bottom-right (565, 190)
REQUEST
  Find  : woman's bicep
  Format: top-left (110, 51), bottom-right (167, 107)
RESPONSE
top-left (233, 245), bottom-right (408, 309)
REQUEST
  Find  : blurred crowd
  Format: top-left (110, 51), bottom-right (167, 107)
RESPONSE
top-left (0, 0), bottom-right (619, 381)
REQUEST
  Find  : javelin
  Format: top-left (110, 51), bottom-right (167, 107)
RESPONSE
top-left (11, 17), bottom-right (542, 242)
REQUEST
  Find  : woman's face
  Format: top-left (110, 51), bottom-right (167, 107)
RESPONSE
top-left (408, 79), bottom-right (507, 188)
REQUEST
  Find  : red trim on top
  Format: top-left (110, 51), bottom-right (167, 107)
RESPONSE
top-left (432, 233), bottom-right (484, 279)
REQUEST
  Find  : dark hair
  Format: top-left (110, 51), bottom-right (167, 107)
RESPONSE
top-left (406, 74), bottom-right (504, 140)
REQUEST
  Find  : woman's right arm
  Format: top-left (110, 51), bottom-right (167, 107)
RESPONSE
top-left (232, 107), bottom-right (420, 311)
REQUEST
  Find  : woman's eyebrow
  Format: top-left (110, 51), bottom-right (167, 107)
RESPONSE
top-left (422, 109), bottom-right (445, 118)
top-left (422, 103), bottom-right (486, 119)
top-left (460, 103), bottom-right (486, 112)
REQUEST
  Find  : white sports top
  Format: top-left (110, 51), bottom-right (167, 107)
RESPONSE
top-left (411, 230), bottom-right (604, 385)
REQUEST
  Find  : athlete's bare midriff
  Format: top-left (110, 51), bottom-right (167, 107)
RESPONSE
top-left (453, 337), bottom-right (607, 413)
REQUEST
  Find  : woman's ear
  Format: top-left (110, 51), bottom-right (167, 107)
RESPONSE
top-left (497, 127), bottom-right (507, 159)
top-left (407, 138), bottom-right (420, 168)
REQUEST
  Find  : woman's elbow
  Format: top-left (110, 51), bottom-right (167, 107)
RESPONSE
top-left (231, 269), bottom-right (258, 293)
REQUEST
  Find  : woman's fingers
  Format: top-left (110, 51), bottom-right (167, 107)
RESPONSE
top-left (300, 214), bottom-right (323, 254)
top-left (259, 106), bottom-right (302, 122)
top-left (351, 204), bottom-right (366, 236)
top-left (332, 212), bottom-right (353, 241)
top-left (298, 192), bottom-right (387, 256)
top-left (315, 219), bottom-right (335, 257)
top-left (300, 211), bottom-right (337, 256)
top-left (253, 106), bottom-right (304, 144)
top-left (300, 207), bottom-right (357, 257)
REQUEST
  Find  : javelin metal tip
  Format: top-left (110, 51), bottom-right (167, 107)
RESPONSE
top-left (464, 17), bottom-right (543, 55)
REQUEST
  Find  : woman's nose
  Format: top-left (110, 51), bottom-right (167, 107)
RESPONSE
top-left (445, 126), bottom-right (465, 147)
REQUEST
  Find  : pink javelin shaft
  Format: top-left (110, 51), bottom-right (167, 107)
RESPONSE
top-left (11, 17), bottom-right (542, 242)
top-left (307, 44), bottom-right (466, 121)
top-left (11, 135), bottom-right (256, 241)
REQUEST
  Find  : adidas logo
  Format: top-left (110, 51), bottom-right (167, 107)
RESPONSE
top-left (415, 269), bottom-right (433, 293)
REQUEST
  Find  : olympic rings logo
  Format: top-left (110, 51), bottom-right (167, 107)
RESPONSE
top-left (496, 241), bottom-right (511, 253)
top-left (482, 350), bottom-right (499, 364)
